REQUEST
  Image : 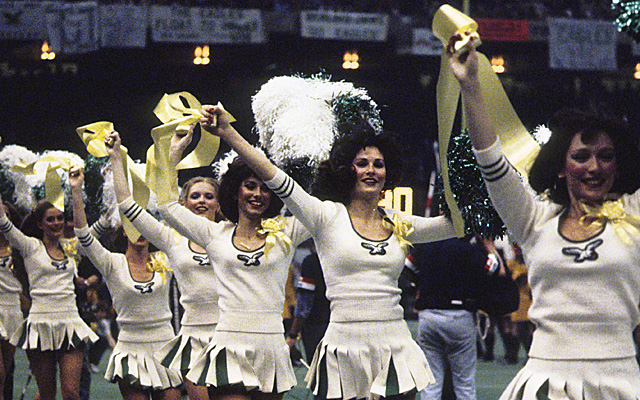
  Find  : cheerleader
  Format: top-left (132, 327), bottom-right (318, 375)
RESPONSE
top-left (0, 195), bottom-right (98, 400)
top-left (157, 128), bottom-right (310, 400)
top-left (70, 166), bottom-right (182, 400)
top-left (447, 32), bottom-right (640, 398)
top-left (198, 105), bottom-right (456, 400)
top-left (105, 130), bottom-right (221, 400)
top-left (0, 202), bottom-right (26, 400)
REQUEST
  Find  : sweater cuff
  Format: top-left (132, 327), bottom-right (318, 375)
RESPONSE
top-left (0, 214), bottom-right (10, 234)
top-left (74, 226), bottom-right (92, 246)
top-left (264, 168), bottom-right (286, 191)
top-left (472, 138), bottom-right (502, 167)
top-left (118, 196), bottom-right (136, 213)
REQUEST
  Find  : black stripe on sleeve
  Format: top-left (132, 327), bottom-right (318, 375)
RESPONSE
top-left (122, 203), bottom-right (143, 223)
top-left (0, 220), bottom-right (12, 234)
top-left (271, 175), bottom-right (295, 199)
top-left (77, 232), bottom-right (94, 247)
top-left (478, 156), bottom-right (510, 182)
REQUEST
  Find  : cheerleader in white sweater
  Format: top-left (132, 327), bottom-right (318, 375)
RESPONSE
top-left (448, 33), bottom-right (640, 398)
top-left (106, 130), bottom-right (221, 400)
top-left (158, 128), bottom-right (310, 400)
top-left (0, 202), bottom-right (26, 400)
top-left (0, 196), bottom-right (98, 400)
top-left (198, 106), bottom-right (456, 400)
top-left (70, 166), bottom-right (182, 400)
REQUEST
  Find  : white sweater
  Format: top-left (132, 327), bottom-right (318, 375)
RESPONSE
top-left (266, 169), bottom-right (456, 323)
top-left (159, 202), bottom-right (310, 333)
top-left (119, 197), bottom-right (219, 326)
top-left (474, 140), bottom-right (640, 359)
top-left (75, 226), bottom-right (174, 342)
top-left (0, 215), bottom-right (77, 313)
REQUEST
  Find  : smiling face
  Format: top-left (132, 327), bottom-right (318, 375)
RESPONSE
top-left (351, 146), bottom-right (386, 200)
top-left (560, 131), bottom-right (617, 207)
top-left (237, 175), bottom-right (271, 220)
top-left (38, 207), bottom-right (65, 241)
top-left (184, 181), bottom-right (220, 222)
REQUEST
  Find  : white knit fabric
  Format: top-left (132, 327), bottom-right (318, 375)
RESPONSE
top-left (474, 140), bottom-right (640, 399)
top-left (75, 226), bottom-right (181, 390)
top-left (0, 215), bottom-right (97, 350)
top-left (160, 201), bottom-right (310, 392)
top-left (265, 169), bottom-right (456, 399)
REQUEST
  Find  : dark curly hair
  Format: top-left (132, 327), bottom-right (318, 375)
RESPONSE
top-left (311, 124), bottom-right (403, 205)
top-left (528, 108), bottom-right (640, 206)
top-left (218, 157), bottom-right (283, 223)
top-left (20, 200), bottom-right (58, 239)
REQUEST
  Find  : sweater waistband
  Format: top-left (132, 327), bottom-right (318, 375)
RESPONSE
top-left (216, 311), bottom-right (283, 333)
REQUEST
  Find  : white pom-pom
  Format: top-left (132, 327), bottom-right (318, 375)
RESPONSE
top-left (532, 124), bottom-right (552, 145)
top-left (0, 145), bottom-right (40, 211)
top-left (212, 146), bottom-right (268, 182)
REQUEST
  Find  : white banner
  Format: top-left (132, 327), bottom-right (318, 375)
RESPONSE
top-left (151, 6), bottom-right (265, 44)
top-left (0, 1), bottom-right (51, 41)
top-left (100, 5), bottom-right (147, 48)
top-left (548, 18), bottom-right (617, 71)
top-left (300, 10), bottom-right (388, 42)
top-left (46, 2), bottom-right (99, 54)
top-left (412, 28), bottom-right (442, 56)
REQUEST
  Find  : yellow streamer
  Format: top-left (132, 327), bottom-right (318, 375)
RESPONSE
top-left (432, 5), bottom-right (540, 237)
top-left (146, 251), bottom-right (172, 284)
top-left (382, 213), bottom-right (414, 254)
top-left (579, 199), bottom-right (640, 245)
top-left (257, 215), bottom-right (293, 255)
top-left (12, 155), bottom-right (74, 211)
top-left (76, 121), bottom-right (150, 242)
top-left (147, 92), bottom-right (234, 205)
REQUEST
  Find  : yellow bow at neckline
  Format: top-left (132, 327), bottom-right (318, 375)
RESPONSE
top-left (382, 213), bottom-right (414, 254)
top-left (60, 237), bottom-right (80, 262)
top-left (257, 215), bottom-right (293, 255)
top-left (147, 251), bottom-right (172, 284)
top-left (12, 155), bottom-right (75, 212)
top-left (579, 199), bottom-right (640, 245)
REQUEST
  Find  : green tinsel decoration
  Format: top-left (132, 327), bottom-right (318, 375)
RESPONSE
top-left (83, 155), bottom-right (108, 225)
top-left (612, 0), bottom-right (640, 42)
top-left (0, 165), bottom-right (15, 209)
top-left (331, 92), bottom-right (383, 135)
top-left (435, 129), bottom-right (507, 240)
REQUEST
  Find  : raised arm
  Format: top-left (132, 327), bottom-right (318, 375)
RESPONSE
top-left (201, 104), bottom-right (278, 181)
top-left (105, 131), bottom-right (130, 203)
top-left (70, 165), bottom-right (88, 229)
top-left (446, 34), bottom-right (497, 151)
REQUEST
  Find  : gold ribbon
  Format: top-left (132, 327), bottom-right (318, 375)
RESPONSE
top-left (76, 121), bottom-right (150, 242)
top-left (382, 213), bottom-right (414, 254)
top-left (12, 155), bottom-right (75, 211)
top-left (146, 251), bottom-right (172, 284)
top-left (60, 237), bottom-right (80, 263)
top-left (432, 5), bottom-right (540, 237)
top-left (147, 92), bottom-right (234, 205)
top-left (579, 199), bottom-right (640, 245)
top-left (257, 215), bottom-right (293, 255)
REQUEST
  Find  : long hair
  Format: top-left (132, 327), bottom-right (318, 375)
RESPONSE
top-left (20, 200), bottom-right (56, 239)
top-left (311, 124), bottom-right (403, 205)
top-left (218, 157), bottom-right (283, 223)
top-left (528, 108), bottom-right (640, 206)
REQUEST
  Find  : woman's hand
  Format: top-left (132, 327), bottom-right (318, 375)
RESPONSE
top-left (446, 32), bottom-right (480, 86)
top-left (201, 104), bottom-right (234, 139)
top-left (170, 124), bottom-right (194, 167)
top-left (105, 130), bottom-right (121, 158)
top-left (68, 165), bottom-right (85, 190)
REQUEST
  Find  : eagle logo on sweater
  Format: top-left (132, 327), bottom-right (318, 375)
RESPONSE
top-left (134, 282), bottom-right (154, 294)
top-left (561, 238), bottom-right (603, 262)
top-left (361, 242), bottom-right (388, 255)
top-left (52, 259), bottom-right (69, 270)
top-left (193, 255), bottom-right (211, 266)
top-left (237, 252), bottom-right (264, 266)
top-left (0, 256), bottom-right (10, 269)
